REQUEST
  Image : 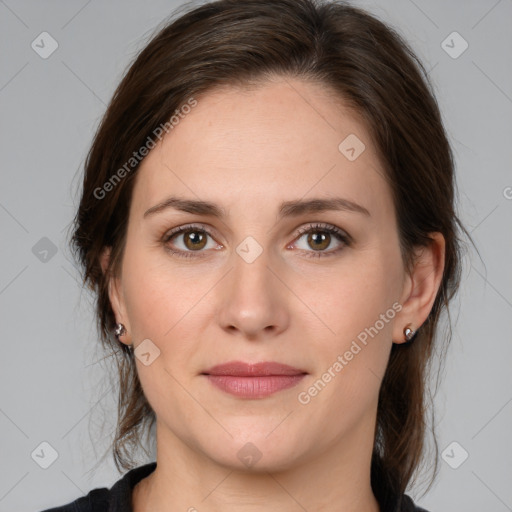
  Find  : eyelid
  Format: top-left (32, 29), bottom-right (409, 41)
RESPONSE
top-left (292, 222), bottom-right (351, 244)
top-left (163, 222), bottom-right (220, 241)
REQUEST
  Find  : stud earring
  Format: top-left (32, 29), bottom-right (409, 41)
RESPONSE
top-left (114, 322), bottom-right (126, 338)
top-left (403, 324), bottom-right (416, 342)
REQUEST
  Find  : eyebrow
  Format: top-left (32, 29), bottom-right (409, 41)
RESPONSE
top-left (143, 195), bottom-right (371, 219)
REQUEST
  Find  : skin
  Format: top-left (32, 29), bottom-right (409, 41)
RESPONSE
top-left (100, 77), bottom-right (445, 512)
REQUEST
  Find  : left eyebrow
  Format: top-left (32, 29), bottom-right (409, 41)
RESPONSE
top-left (143, 195), bottom-right (371, 219)
top-left (278, 197), bottom-right (371, 218)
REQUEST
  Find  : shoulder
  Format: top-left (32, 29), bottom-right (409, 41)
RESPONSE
top-left (370, 458), bottom-right (432, 512)
top-left (38, 487), bottom-right (109, 511)
top-left (38, 462), bottom-right (157, 512)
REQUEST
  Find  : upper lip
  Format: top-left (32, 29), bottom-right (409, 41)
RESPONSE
top-left (203, 361), bottom-right (307, 377)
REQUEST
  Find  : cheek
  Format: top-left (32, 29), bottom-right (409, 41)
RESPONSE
top-left (314, 258), bottom-right (398, 342)
top-left (120, 245), bottom-right (219, 391)
top-left (295, 261), bottom-right (398, 432)
top-left (121, 241), bottom-right (207, 336)
top-left (300, 249), bottom-right (401, 404)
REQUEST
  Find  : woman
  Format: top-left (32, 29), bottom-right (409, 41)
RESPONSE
top-left (42, 0), bottom-right (472, 510)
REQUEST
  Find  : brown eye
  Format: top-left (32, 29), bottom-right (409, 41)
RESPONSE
top-left (163, 224), bottom-right (220, 259)
top-left (306, 231), bottom-right (331, 251)
top-left (291, 223), bottom-right (351, 258)
top-left (181, 230), bottom-right (207, 251)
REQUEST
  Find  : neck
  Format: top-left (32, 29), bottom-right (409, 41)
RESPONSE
top-left (133, 418), bottom-right (381, 512)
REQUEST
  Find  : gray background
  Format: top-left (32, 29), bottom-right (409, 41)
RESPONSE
top-left (1, 0), bottom-right (511, 511)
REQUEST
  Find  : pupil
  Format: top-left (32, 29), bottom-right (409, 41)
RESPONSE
top-left (187, 231), bottom-right (204, 247)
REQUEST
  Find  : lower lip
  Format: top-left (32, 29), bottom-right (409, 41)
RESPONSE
top-left (205, 374), bottom-right (306, 398)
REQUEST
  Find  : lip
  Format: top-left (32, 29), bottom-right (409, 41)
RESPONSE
top-left (204, 361), bottom-right (307, 377)
top-left (202, 361), bottom-right (308, 399)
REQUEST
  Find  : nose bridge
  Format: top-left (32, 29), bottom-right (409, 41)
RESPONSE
top-left (231, 238), bottom-right (276, 304)
top-left (217, 236), bottom-right (289, 337)
top-left (233, 237), bottom-right (271, 289)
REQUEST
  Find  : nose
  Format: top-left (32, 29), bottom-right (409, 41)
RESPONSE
top-left (216, 246), bottom-right (290, 341)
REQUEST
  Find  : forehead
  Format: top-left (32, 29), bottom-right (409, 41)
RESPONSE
top-left (130, 78), bottom-right (391, 220)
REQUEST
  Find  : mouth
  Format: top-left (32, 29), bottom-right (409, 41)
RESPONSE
top-left (201, 361), bottom-right (308, 399)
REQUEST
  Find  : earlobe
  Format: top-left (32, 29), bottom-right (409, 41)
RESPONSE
top-left (393, 232), bottom-right (446, 344)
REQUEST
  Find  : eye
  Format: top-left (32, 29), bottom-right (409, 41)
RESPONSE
top-left (289, 223), bottom-right (351, 258)
top-left (162, 223), bottom-right (221, 259)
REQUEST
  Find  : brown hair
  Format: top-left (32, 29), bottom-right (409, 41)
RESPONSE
top-left (70, 0), bottom-right (474, 498)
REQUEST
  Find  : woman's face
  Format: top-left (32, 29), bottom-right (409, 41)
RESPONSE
top-left (107, 77), bottom-right (418, 471)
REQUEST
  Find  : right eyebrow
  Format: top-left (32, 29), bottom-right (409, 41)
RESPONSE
top-left (144, 196), bottom-right (226, 219)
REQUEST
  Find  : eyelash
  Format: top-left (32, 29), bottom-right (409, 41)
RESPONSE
top-left (162, 222), bottom-right (351, 259)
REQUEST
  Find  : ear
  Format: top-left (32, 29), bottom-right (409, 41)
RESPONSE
top-left (392, 232), bottom-right (446, 344)
top-left (100, 246), bottom-right (131, 345)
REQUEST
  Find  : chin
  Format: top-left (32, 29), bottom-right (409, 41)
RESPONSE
top-left (197, 427), bottom-right (307, 473)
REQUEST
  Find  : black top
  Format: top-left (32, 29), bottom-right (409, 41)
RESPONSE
top-left (39, 461), bottom-right (430, 512)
